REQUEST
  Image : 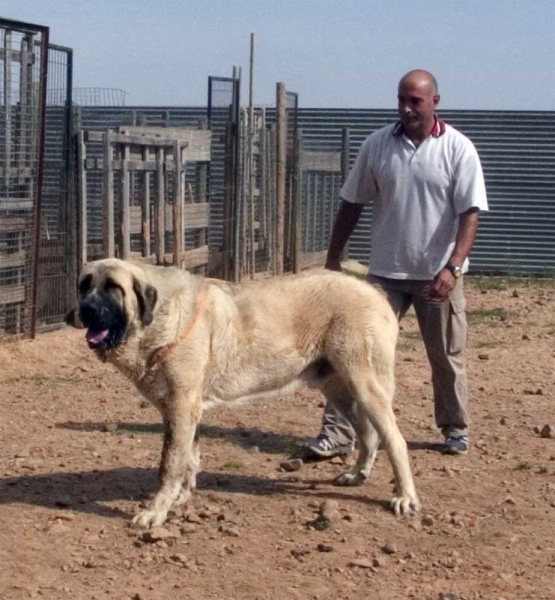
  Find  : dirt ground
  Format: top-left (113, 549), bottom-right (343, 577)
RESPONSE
top-left (0, 276), bottom-right (554, 600)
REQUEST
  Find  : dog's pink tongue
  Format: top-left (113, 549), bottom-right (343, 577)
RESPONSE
top-left (86, 329), bottom-right (109, 345)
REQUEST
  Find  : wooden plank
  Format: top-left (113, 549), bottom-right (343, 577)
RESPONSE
top-left (0, 167), bottom-right (33, 178)
top-left (129, 203), bottom-right (208, 234)
top-left (85, 158), bottom-right (158, 171)
top-left (0, 250), bottom-right (26, 268)
top-left (155, 147), bottom-right (165, 264)
top-left (142, 147), bottom-right (151, 257)
top-left (132, 245), bottom-right (209, 270)
top-left (77, 128), bottom-right (87, 268)
top-left (120, 127), bottom-right (211, 161)
top-left (301, 151), bottom-right (342, 172)
top-left (119, 143), bottom-right (131, 259)
top-left (172, 141), bottom-right (182, 266)
top-left (102, 131), bottom-right (115, 257)
top-left (86, 130), bottom-right (187, 148)
top-left (0, 284), bottom-right (25, 305)
top-left (0, 217), bottom-right (26, 231)
top-left (275, 83), bottom-right (287, 275)
top-left (0, 199), bottom-right (33, 210)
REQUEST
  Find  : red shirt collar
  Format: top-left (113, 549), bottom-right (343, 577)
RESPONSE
top-left (393, 115), bottom-right (446, 138)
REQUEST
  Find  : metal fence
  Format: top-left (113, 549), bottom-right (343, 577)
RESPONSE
top-left (0, 18), bottom-right (48, 339)
top-left (296, 109), bottom-right (555, 275)
top-left (37, 43), bottom-right (74, 330)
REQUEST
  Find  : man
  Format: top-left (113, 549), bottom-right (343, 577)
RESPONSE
top-left (306, 69), bottom-right (488, 458)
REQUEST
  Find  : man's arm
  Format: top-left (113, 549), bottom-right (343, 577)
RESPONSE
top-left (431, 207), bottom-right (480, 299)
top-left (324, 201), bottom-right (365, 271)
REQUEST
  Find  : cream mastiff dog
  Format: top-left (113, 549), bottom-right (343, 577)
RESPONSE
top-left (67, 258), bottom-right (420, 528)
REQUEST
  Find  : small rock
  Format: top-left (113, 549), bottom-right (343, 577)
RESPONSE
top-left (522, 334), bottom-right (531, 341)
top-left (218, 525), bottom-right (240, 537)
top-left (316, 544), bottom-right (334, 553)
top-left (280, 458), bottom-right (303, 472)
top-left (48, 522), bottom-right (70, 535)
top-left (179, 523), bottom-right (197, 535)
top-left (348, 559), bottom-right (374, 569)
top-left (139, 400), bottom-right (150, 409)
top-left (540, 424), bottom-right (552, 439)
top-left (185, 512), bottom-right (202, 524)
top-left (84, 555), bottom-right (98, 569)
top-left (373, 556), bottom-right (388, 567)
top-left (478, 354), bottom-right (489, 361)
top-left (504, 496), bottom-right (517, 505)
top-left (55, 496), bottom-right (73, 508)
top-left (382, 542), bottom-right (397, 554)
top-left (421, 515), bottom-right (434, 527)
top-left (101, 423), bottom-right (118, 433)
top-left (141, 527), bottom-right (178, 543)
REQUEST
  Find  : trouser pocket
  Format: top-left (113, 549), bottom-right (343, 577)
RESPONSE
top-left (448, 297), bottom-right (467, 354)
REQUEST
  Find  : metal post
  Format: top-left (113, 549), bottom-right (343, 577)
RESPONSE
top-left (275, 82), bottom-right (286, 275)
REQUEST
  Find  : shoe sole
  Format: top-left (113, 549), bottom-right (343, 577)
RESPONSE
top-left (305, 446), bottom-right (354, 458)
top-left (441, 447), bottom-right (469, 455)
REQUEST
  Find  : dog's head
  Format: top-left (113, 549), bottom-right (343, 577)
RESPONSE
top-left (65, 259), bottom-right (157, 352)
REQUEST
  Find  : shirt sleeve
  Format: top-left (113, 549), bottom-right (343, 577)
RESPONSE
top-left (339, 136), bottom-right (378, 204)
top-left (452, 139), bottom-right (489, 214)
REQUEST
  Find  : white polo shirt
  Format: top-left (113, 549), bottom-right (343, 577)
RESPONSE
top-left (341, 119), bottom-right (489, 279)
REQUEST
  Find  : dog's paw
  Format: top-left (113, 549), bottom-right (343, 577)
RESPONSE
top-left (132, 508), bottom-right (168, 529)
top-left (390, 493), bottom-right (420, 517)
top-left (334, 470), bottom-right (367, 486)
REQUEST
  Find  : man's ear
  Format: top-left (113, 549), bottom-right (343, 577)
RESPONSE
top-left (64, 308), bottom-right (84, 329)
top-left (133, 278), bottom-right (158, 326)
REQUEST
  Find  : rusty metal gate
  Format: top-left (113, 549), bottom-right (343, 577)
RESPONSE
top-left (0, 18), bottom-right (49, 339)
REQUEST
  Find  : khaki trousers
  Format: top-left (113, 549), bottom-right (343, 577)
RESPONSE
top-left (321, 274), bottom-right (469, 444)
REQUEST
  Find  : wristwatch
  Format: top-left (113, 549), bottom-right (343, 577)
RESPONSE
top-left (445, 264), bottom-right (463, 279)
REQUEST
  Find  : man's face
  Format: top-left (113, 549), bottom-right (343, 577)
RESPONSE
top-left (397, 76), bottom-right (439, 136)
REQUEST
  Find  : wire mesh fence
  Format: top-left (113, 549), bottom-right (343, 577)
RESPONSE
top-left (36, 43), bottom-right (75, 330)
top-left (0, 19), bottom-right (48, 339)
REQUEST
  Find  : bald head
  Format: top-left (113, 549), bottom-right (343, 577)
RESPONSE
top-left (399, 70), bottom-right (439, 95)
top-left (397, 70), bottom-right (440, 145)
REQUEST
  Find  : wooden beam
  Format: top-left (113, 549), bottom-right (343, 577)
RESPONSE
top-left (77, 128), bottom-right (87, 268)
top-left (132, 245), bottom-right (209, 270)
top-left (119, 126), bottom-right (211, 161)
top-left (275, 83), bottom-right (287, 275)
top-left (102, 131), bottom-right (115, 257)
top-left (119, 143), bottom-right (131, 259)
top-left (129, 203), bottom-right (209, 235)
top-left (172, 141), bottom-right (182, 266)
top-left (142, 146), bottom-right (151, 257)
top-left (155, 147), bottom-right (165, 264)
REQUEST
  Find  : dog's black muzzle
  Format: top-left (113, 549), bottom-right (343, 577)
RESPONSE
top-left (79, 293), bottom-right (127, 351)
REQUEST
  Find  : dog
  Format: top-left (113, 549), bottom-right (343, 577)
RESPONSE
top-left (66, 258), bottom-right (419, 528)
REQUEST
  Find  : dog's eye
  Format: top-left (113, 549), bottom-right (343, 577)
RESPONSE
top-left (79, 274), bottom-right (93, 295)
top-left (105, 279), bottom-right (124, 295)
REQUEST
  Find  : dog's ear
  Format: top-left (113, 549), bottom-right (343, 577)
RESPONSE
top-left (64, 308), bottom-right (84, 329)
top-left (133, 278), bottom-right (158, 326)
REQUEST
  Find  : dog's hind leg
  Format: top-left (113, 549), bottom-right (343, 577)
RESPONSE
top-left (132, 395), bottom-right (202, 528)
top-left (347, 370), bottom-right (420, 516)
top-left (321, 377), bottom-right (380, 486)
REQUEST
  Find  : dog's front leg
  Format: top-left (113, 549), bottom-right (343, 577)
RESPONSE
top-left (133, 394), bottom-right (202, 528)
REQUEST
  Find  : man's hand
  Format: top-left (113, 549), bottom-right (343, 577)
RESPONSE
top-left (430, 268), bottom-right (457, 300)
top-left (324, 256), bottom-right (342, 271)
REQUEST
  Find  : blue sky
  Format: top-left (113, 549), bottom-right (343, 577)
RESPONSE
top-left (2, 0), bottom-right (554, 110)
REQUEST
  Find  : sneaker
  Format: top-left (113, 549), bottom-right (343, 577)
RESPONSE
top-left (442, 435), bottom-right (469, 455)
top-left (304, 435), bottom-right (355, 459)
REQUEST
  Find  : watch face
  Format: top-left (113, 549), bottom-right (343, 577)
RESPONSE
top-left (453, 267), bottom-right (462, 278)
